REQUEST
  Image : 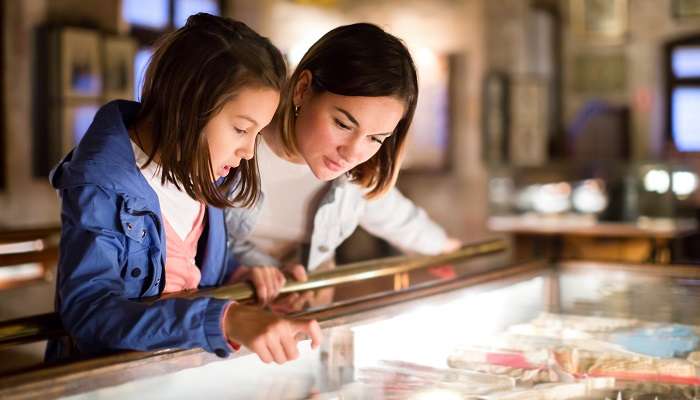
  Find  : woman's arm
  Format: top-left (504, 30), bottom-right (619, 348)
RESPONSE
top-left (359, 186), bottom-right (455, 254)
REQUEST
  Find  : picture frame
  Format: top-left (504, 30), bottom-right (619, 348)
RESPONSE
top-left (401, 51), bottom-right (452, 173)
top-left (49, 104), bottom-right (100, 166)
top-left (570, 0), bottom-right (628, 44)
top-left (102, 36), bottom-right (137, 101)
top-left (572, 51), bottom-right (627, 94)
top-left (482, 71), bottom-right (510, 165)
top-left (0, 3), bottom-right (4, 190)
top-left (672, 0), bottom-right (700, 19)
top-left (508, 76), bottom-right (550, 166)
top-left (51, 27), bottom-right (103, 99)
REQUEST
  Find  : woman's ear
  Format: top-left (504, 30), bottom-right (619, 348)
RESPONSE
top-left (292, 70), bottom-right (312, 107)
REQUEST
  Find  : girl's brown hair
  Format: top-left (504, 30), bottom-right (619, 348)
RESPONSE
top-left (277, 23), bottom-right (418, 199)
top-left (136, 13), bottom-right (286, 208)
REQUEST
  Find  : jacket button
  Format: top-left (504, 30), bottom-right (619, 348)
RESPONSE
top-left (214, 348), bottom-right (228, 358)
top-left (318, 245), bottom-right (329, 253)
top-left (131, 268), bottom-right (141, 278)
top-left (141, 230), bottom-right (146, 238)
top-left (126, 223), bottom-right (133, 231)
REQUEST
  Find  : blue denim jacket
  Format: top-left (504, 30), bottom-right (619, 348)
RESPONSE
top-left (46, 100), bottom-right (238, 360)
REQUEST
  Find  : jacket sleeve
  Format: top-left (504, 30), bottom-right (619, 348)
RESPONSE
top-left (57, 185), bottom-right (233, 356)
top-left (359, 187), bottom-right (448, 255)
top-left (224, 191), bottom-right (280, 267)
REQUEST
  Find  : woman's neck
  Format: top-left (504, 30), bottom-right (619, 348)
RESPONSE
top-left (261, 121), bottom-right (305, 165)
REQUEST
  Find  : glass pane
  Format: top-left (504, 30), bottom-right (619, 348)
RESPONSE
top-left (672, 86), bottom-right (700, 152)
top-left (122, 0), bottom-right (169, 29)
top-left (672, 46), bottom-right (700, 78)
top-left (133, 47), bottom-right (153, 101)
top-left (174, 0), bottom-right (220, 28)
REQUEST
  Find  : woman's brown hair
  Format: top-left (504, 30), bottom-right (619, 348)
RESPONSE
top-left (136, 13), bottom-right (286, 208)
top-left (277, 23), bottom-right (418, 199)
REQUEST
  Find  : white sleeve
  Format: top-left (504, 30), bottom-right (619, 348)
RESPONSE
top-left (359, 187), bottom-right (448, 255)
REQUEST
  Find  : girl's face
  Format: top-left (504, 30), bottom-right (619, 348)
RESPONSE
top-left (293, 73), bottom-right (405, 181)
top-left (205, 86), bottom-right (280, 179)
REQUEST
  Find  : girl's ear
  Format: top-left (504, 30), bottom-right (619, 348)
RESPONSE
top-left (292, 70), bottom-right (313, 107)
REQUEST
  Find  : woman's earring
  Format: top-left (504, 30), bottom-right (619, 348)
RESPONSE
top-left (294, 104), bottom-right (300, 117)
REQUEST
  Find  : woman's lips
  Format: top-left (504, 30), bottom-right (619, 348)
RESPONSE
top-left (323, 156), bottom-right (344, 172)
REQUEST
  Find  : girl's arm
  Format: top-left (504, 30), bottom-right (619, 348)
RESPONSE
top-left (57, 186), bottom-right (233, 356)
top-left (359, 186), bottom-right (454, 254)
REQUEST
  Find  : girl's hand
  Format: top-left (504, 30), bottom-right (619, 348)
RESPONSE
top-left (229, 266), bottom-right (286, 305)
top-left (224, 303), bottom-right (322, 364)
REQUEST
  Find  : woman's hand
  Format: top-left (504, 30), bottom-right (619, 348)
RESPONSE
top-left (229, 266), bottom-right (286, 305)
top-left (442, 237), bottom-right (462, 253)
top-left (224, 303), bottom-right (322, 364)
top-left (271, 263), bottom-right (335, 314)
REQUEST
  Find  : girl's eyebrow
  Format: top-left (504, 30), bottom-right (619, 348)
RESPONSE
top-left (236, 114), bottom-right (259, 127)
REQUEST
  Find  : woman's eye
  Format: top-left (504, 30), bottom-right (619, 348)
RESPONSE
top-left (370, 136), bottom-right (384, 145)
top-left (233, 127), bottom-right (247, 135)
top-left (334, 118), bottom-right (351, 130)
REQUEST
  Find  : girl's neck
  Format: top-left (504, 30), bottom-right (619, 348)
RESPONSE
top-left (261, 121), bottom-right (305, 165)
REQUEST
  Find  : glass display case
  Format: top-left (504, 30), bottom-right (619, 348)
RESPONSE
top-left (2, 244), bottom-right (700, 399)
top-left (487, 161), bottom-right (700, 264)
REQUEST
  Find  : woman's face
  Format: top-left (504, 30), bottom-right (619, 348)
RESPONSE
top-left (205, 86), bottom-right (279, 179)
top-left (293, 72), bottom-right (405, 181)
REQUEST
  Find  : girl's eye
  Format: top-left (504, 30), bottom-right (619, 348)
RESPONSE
top-left (370, 136), bottom-right (384, 145)
top-left (233, 127), bottom-right (247, 135)
top-left (334, 118), bottom-right (351, 130)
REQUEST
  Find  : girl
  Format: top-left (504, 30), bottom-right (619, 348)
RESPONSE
top-left (226, 23), bottom-right (461, 299)
top-left (47, 14), bottom-right (320, 365)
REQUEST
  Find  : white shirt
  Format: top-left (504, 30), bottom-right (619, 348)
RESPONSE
top-left (131, 140), bottom-right (200, 241)
top-left (248, 137), bottom-right (326, 261)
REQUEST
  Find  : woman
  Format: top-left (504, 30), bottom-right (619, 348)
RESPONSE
top-left (226, 23), bottom-right (460, 293)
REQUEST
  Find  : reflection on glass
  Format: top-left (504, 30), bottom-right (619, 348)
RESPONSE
top-left (672, 87), bottom-right (700, 152)
top-left (672, 171), bottom-right (699, 198)
top-left (122, 0), bottom-right (169, 29)
top-left (572, 179), bottom-right (608, 214)
top-left (532, 182), bottom-right (572, 214)
top-left (643, 168), bottom-right (671, 194)
top-left (174, 0), bottom-right (220, 28)
top-left (672, 46), bottom-right (700, 78)
top-left (133, 47), bottom-right (153, 101)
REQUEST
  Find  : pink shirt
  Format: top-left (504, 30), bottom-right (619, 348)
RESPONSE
top-left (162, 203), bottom-right (206, 293)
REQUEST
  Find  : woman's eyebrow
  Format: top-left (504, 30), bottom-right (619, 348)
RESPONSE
top-left (334, 107), bottom-right (359, 127)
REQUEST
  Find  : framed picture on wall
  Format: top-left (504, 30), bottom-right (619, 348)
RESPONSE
top-left (672, 0), bottom-right (700, 18)
top-left (482, 72), bottom-right (510, 165)
top-left (0, 3), bottom-right (4, 190)
top-left (509, 76), bottom-right (550, 166)
top-left (48, 104), bottom-right (101, 166)
top-left (401, 51), bottom-right (451, 172)
top-left (102, 36), bottom-right (137, 101)
top-left (571, 0), bottom-right (628, 44)
top-left (572, 52), bottom-right (627, 94)
top-left (50, 27), bottom-right (103, 99)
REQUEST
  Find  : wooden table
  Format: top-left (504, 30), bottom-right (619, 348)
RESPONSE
top-left (488, 214), bottom-right (698, 263)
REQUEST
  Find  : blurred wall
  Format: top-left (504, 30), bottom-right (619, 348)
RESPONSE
top-left (1, 0), bottom-right (122, 227)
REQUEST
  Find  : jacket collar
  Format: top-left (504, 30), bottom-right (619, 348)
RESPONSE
top-left (49, 100), bottom-right (158, 211)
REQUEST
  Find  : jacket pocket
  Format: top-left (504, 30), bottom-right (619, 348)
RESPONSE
top-left (123, 246), bottom-right (153, 298)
